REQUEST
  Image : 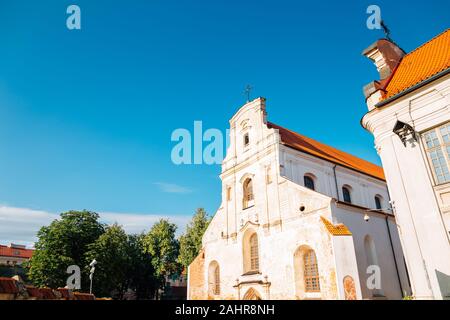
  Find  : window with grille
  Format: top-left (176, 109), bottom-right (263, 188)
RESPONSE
top-left (250, 234), bottom-right (259, 271)
top-left (304, 249), bottom-right (320, 292)
top-left (243, 178), bottom-right (254, 208)
top-left (304, 175), bottom-right (315, 190)
top-left (423, 123), bottom-right (450, 184)
top-left (214, 265), bottom-right (220, 295)
top-left (342, 186), bottom-right (352, 203)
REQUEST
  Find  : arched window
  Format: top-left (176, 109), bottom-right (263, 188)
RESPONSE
top-left (243, 178), bottom-right (254, 209)
top-left (250, 234), bottom-right (259, 271)
top-left (214, 265), bottom-right (220, 295)
top-left (303, 249), bottom-right (320, 292)
top-left (208, 261), bottom-right (220, 296)
top-left (243, 133), bottom-right (250, 147)
top-left (342, 186), bottom-right (352, 203)
top-left (374, 195), bottom-right (382, 210)
top-left (304, 175), bottom-right (315, 190)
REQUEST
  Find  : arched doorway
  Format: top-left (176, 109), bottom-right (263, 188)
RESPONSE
top-left (243, 288), bottom-right (262, 300)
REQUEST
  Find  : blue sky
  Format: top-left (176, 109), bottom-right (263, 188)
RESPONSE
top-left (0, 1), bottom-right (448, 244)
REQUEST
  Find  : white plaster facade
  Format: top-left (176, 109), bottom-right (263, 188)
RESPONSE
top-left (362, 37), bottom-right (450, 299)
top-left (188, 98), bottom-right (410, 300)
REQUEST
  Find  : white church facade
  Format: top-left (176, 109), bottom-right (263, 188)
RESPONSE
top-left (188, 97), bottom-right (411, 300)
top-left (361, 28), bottom-right (450, 299)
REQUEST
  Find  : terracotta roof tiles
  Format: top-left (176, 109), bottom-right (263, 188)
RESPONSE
top-left (0, 245), bottom-right (34, 259)
top-left (320, 216), bottom-right (352, 236)
top-left (383, 28), bottom-right (450, 100)
top-left (268, 122), bottom-right (385, 180)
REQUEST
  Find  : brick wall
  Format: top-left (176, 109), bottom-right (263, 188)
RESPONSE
top-left (188, 249), bottom-right (206, 300)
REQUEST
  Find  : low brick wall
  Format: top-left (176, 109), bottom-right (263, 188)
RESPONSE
top-left (188, 249), bottom-right (206, 300)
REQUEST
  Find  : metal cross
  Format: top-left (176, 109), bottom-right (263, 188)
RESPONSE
top-left (244, 85), bottom-right (253, 102)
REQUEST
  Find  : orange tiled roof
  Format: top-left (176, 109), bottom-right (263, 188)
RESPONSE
top-left (383, 28), bottom-right (450, 100)
top-left (0, 245), bottom-right (34, 259)
top-left (267, 122), bottom-right (385, 181)
top-left (320, 217), bottom-right (352, 236)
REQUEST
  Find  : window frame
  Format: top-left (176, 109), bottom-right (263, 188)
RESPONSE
top-left (303, 249), bottom-right (320, 293)
top-left (243, 132), bottom-right (250, 148)
top-left (249, 233), bottom-right (260, 272)
top-left (374, 195), bottom-right (382, 210)
top-left (243, 178), bottom-right (254, 209)
top-left (342, 186), bottom-right (352, 203)
top-left (304, 175), bottom-right (315, 191)
top-left (422, 123), bottom-right (450, 185)
top-left (214, 265), bottom-right (220, 295)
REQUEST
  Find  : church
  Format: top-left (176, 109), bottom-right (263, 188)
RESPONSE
top-left (187, 97), bottom-right (411, 300)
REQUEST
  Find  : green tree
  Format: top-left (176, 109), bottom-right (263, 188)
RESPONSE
top-left (143, 219), bottom-right (181, 298)
top-left (126, 234), bottom-right (157, 300)
top-left (28, 210), bottom-right (105, 289)
top-left (178, 208), bottom-right (210, 268)
top-left (84, 224), bottom-right (130, 299)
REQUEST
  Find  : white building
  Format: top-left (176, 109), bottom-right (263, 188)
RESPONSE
top-left (361, 28), bottom-right (450, 300)
top-left (188, 97), bottom-right (411, 300)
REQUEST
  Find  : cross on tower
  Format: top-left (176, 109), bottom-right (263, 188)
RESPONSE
top-left (244, 85), bottom-right (253, 103)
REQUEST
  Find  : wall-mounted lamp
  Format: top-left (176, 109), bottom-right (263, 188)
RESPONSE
top-left (393, 121), bottom-right (417, 147)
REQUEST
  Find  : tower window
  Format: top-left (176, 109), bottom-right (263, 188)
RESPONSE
top-left (243, 178), bottom-right (254, 209)
top-left (244, 133), bottom-right (250, 147)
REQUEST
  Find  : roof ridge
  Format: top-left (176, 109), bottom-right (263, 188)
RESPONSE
top-left (403, 28), bottom-right (450, 57)
top-left (381, 28), bottom-right (450, 101)
top-left (268, 121), bottom-right (382, 168)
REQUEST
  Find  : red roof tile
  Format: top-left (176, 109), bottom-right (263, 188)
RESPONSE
top-left (0, 245), bottom-right (34, 259)
top-left (268, 122), bottom-right (385, 181)
top-left (382, 28), bottom-right (450, 100)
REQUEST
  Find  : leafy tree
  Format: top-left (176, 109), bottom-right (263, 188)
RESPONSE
top-left (143, 219), bottom-right (181, 298)
top-left (28, 210), bottom-right (105, 289)
top-left (126, 234), bottom-right (157, 300)
top-left (84, 224), bottom-right (130, 299)
top-left (178, 208), bottom-right (210, 268)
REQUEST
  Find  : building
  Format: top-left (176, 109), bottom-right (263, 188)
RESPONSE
top-left (188, 97), bottom-right (411, 300)
top-left (163, 271), bottom-right (187, 300)
top-left (0, 244), bottom-right (34, 266)
top-left (361, 29), bottom-right (450, 300)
